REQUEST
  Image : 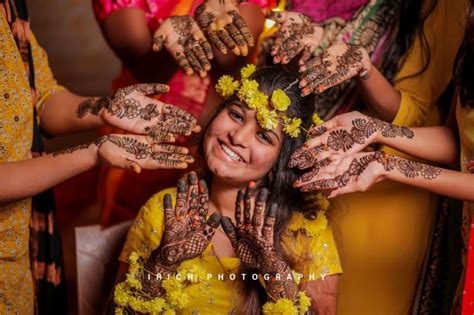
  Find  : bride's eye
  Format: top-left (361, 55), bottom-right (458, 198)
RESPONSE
top-left (257, 131), bottom-right (274, 145)
top-left (228, 108), bottom-right (244, 122)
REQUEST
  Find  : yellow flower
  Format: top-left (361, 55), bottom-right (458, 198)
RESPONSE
top-left (248, 90), bottom-right (268, 110)
top-left (148, 298), bottom-right (167, 313)
top-left (298, 291), bottom-right (311, 314)
top-left (162, 277), bottom-right (183, 292)
top-left (256, 108), bottom-right (279, 130)
top-left (115, 307), bottom-right (124, 315)
top-left (237, 79), bottom-right (259, 102)
top-left (125, 273), bottom-right (142, 290)
top-left (315, 191), bottom-right (330, 211)
top-left (283, 117), bottom-right (302, 138)
top-left (114, 283), bottom-right (129, 306)
top-left (240, 63), bottom-right (256, 79)
top-left (312, 112), bottom-right (324, 125)
top-left (167, 290), bottom-right (189, 308)
top-left (271, 89), bottom-right (291, 111)
top-left (215, 75), bottom-right (239, 97)
top-left (263, 298), bottom-right (298, 315)
top-left (129, 252), bottom-right (140, 264)
top-left (163, 309), bottom-right (176, 315)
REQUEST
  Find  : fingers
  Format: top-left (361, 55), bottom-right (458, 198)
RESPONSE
top-left (173, 50), bottom-right (194, 76)
top-left (191, 41), bottom-right (211, 73)
top-left (262, 203), bottom-right (277, 242)
top-left (145, 126), bottom-right (175, 143)
top-left (176, 177), bottom-right (188, 217)
top-left (228, 10), bottom-right (254, 48)
top-left (299, 45), bottom-right (313, 65)
top-left (225, 23), bottom-right (248, 56)
top-left (300, 176), bottom-right (339, 192)
top-left (288, 144), bottom-right (329, 169)
top-left (202, 212), bottom-right (221, 241)
top-left (187, 172), bottom-right (199, 214)
top-left (125, 158), bottom-right (142, 174)
top-left (244, 181), bottom-right (256, 226)
top-left (133, 83), bottom-right (170, 95)
top-left (163, 193), bottom-right (175, 226)
top-left (235, 189), bottom-right (244, 227)
top-left (152, 33), bottom-right (165, 52)
top-left (252, 188), bottom-right (268, 233)
top-left (293, 157), bottom-right (333, 187)
top-left (191, 24), bottom-right (214, 60)
top-left (277, 38), bottom-right (304, 64)
top-left (198, 179), bottom-right (209, 216)
top-left (217, 28), bottom-right (240, 55)
top-left (221, 216), bottom-right (238, 246)
top-left (185, 47), bottom-right (205, 77)
top-left (152, 143), bottom-right (189, 155)
top-left (162, 104), bottom-right (197, 123)
top-left (149, 151), bottom-right (194, 169)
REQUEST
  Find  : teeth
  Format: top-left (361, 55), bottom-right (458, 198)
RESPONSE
top-left (221, 143), bottom-right (242, 161)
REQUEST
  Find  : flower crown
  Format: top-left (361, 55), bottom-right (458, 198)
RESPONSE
top-left (215, 64), bottom-right (305, 137)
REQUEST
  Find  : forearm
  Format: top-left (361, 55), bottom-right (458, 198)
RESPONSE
top-left (382, 156), bottom-right (474, 201)
top-left (375, 126), bottom-right (457, 165)
top-left (40, 90), bottom-right (104, 135)
top-left (0, 144), bottom-right (97, 204)
top-left (356, 66), bottom-right (401, 121)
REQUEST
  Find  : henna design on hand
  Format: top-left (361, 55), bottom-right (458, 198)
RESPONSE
top-left (300, 44), bottom-right (370, 96)
top-left (143, 174), bottom-right (219, 297)
top-left (290, 117), bottom-right (414, 169)
top-left (268, 11), bottom-right (322, 64)
top-left (221, 185), bottom-right (298, 301)
top-left (299, 152), bottom-right (441, 192)
top-left (95, 135), bottom-right (194, 170)
top-left (195, 0), bottom-right (254, 56)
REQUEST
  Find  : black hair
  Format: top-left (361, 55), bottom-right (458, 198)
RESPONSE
top-left (198, 66), bottom-right (314, 313)
top-left (379, 0), bottom-right (438, 82)
top-left (454, 0), bottom-right (474, 108)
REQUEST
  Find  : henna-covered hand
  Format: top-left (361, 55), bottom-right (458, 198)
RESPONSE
top-left (221, 183), bottom-right (298, 301)
top-left (143, 172), bottom-right (221, 296)
top-left (289, 111), bottom-right (414, 170)
top-left (266, 11), bottom-right (323, 65)
top-left (299, 43), bottom-right (371, 96)
top-left (76, 83), bottom-right (200, 142)
top-left (294, 151), bottom-right (441, 197)
top-left (153, 15), bottom-right (213, 77)
top-left (195, 0), bottom-right (254, 56)
top-left (94, 134), bottom-right (195, 173)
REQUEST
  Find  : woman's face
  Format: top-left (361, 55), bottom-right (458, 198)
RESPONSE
top-left (203, 101), bottom-right (283, 187)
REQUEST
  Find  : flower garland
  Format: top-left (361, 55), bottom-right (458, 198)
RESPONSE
top-left (114, 252), bottom-right (207, 315)
top-left (215, 64), bottom-right (301, 138)
top-left (262, 291), bottom-right (312, 315)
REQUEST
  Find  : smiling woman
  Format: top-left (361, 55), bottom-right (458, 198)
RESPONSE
top-left (109, 66), bottom-right (343, 314)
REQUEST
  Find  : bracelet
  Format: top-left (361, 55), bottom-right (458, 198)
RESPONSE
top-left (114, 252), bottom-right (207, 314)
top-left (262, 291), bottom-right (311, 315)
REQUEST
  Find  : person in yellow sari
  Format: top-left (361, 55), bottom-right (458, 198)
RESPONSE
top-left (112, 66), bottom-right (342, 314)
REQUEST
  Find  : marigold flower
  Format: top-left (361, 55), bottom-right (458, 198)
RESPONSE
top-left (240, 63), bottom-right (256, 79)
top-left (283, 117), bottom-right (302, 138)
top-left (215, 75), bottom-right (239, 97)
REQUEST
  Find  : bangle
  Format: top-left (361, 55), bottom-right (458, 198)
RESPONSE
top-left (262, 291), bottom-right (311, 315)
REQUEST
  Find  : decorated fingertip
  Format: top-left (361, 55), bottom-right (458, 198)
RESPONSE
top-left (164, 193), bottom-right (173, 208)
top-left (208, 212), bottom-right (221, 227)
top-left (268, 203), bottom-right (278, 217)
top-left (199, 179), bottom-right (208, 193)
top-left (257, 188), bottom-right (269, 202)
top-left (177, 178), bottom-right (187, 192)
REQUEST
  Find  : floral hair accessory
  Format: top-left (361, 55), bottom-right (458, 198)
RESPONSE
top-left (215, 64), bottom-right (306, 138)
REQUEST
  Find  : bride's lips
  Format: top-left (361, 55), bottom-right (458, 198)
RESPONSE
top-left (215, 140), bottom-right (246, 163)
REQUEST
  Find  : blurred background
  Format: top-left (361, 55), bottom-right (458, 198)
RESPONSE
top-left (27, 0), bottom-right (120, 313)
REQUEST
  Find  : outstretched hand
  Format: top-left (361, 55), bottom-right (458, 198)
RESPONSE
top-left (94, 134), bottom-right (195, 173)
top-left (151, 172), bottom-right (221, 268)
top-left (266, 11), bottom-right (323, 65)
top-left (78, 83), bottom-right (201, 143)
top-left (299, 43), bottom-right (371, 96)
top-left (195, 0), bottom-right (254, 56)
top-left (153, 16), bottom-right (213, 77)
top-left (221, 182), bottom-right (298, 301)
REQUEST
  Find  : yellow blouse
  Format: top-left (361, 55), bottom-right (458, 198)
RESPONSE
top-left (119, 187), bottom-right (342, 314)
top-left (0, 12), bottom-right (63, 315)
